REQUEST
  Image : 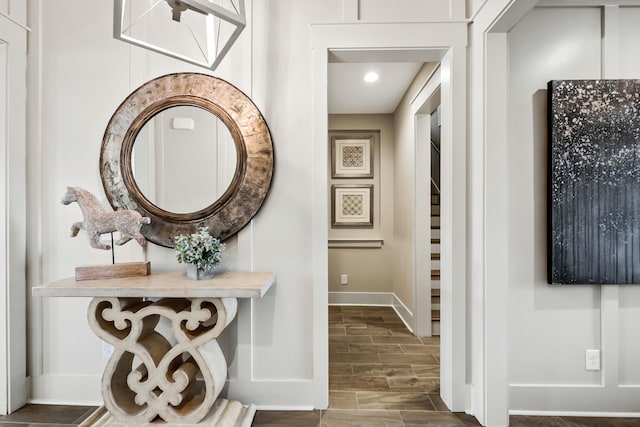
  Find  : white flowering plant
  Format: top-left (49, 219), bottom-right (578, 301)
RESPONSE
top-left (174, 226), bottom-right (226, 271)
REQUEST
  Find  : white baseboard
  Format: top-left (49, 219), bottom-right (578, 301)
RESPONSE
top-left (329, 292), bottom-right (414, 333)
top-left (328, 291), bottom-right (394, 306)
top-left (31, 375), bottom-right (316, 410)
top-left (392, 293), bottom-right (414, 333)
top-left (510, 410), bottom-right (640, 418)
top-left (30, 374), bottom-right (102, 405)
top-left (255, 405), bottom-right (315, 411)
top-left (510, 384), bottom-right (640, 415)
top-left (226, 379), bottom-right (315, 408)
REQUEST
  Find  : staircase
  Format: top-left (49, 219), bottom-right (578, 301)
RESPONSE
top-left (430, 103), bottom-right (441, 336)
top-left (431, 194), bottom-right (440, 335)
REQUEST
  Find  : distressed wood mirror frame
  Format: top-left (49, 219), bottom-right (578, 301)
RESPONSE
top-left (100, 73), bottom-right (274, 247)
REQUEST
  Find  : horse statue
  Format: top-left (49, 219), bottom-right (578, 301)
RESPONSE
top-left (61, 186), bottom-right (151, 250)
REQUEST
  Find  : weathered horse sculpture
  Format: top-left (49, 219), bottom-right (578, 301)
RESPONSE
top-left (61, 186), bottom-right (151, 250)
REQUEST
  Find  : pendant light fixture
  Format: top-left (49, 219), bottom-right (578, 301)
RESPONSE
top-left (114, 0), bottom-right (246, 70)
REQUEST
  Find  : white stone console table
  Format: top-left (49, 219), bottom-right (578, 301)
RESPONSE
top-left (33, 271), bottom-right (275, 426)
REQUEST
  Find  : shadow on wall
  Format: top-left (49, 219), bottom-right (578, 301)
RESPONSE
top-left (531, 88), bottom-right (600, 310)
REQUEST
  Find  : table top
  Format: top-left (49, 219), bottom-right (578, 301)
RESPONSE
top-left (32, 271), bottom-right (276, 299)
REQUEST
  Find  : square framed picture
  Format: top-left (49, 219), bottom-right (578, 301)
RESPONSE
top-left (332, 184), bottom-right (373, 228)
top-left (331, 135), bottom-right (374, 178)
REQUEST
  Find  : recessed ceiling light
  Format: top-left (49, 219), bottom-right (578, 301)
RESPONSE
top-left (364, 72), bottom-right (379, 83)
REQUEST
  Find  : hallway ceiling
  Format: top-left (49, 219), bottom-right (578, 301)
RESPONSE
top-left (328, 62), bottom-right (424, 114)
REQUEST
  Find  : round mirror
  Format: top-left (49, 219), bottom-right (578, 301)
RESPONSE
top-left (132, 105), bottom-right (238, 214)
top-left (100, 73), bottom-right (274, 247)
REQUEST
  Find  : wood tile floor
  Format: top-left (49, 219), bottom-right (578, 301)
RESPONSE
top-left (2, 305), bottom-right (640, 426)
top-left (327, 305), bottom-right (443, 412)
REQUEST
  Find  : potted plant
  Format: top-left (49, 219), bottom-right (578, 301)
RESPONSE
top-left (174, 226), bottom-right (226, 280)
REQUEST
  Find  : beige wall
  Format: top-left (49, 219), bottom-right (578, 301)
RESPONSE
top-left (328, 62), bottom-right (439, 309)
top-left (328, 114), bottom-right (394, 293)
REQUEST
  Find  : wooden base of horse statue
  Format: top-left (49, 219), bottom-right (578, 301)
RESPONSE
top-left (75, 261), bottom-right (151, 281)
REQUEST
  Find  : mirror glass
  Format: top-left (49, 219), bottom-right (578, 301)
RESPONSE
top-left (132, 105), bottom-right (237, 214)
top-left (101, 73), bottom-right (274, 247)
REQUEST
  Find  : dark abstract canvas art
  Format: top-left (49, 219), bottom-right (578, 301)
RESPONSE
top-left (549, 80), bottom-right (640, 284)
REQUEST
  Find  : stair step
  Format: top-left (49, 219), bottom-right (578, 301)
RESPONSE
top-left (431, 296), bottom-right (440, 306)
top-left (432, 320), bottom-right (440, 336)
top-left (431, 194), bottom-right (440, 205)
top-left (432, 309), bottom-right (440, 320)
top-left (431, 273), bottom-right (440, 280)
top-left (431, 288), bottom-right (440, 297)
top-left (431, 205), bottom-right (440, 216)
top-left (431, 253), bottom-right (440, 261)
top-left (431, 238), bottom-right (440, 244)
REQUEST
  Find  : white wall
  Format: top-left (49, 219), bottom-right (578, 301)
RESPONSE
top-left (27, 0), bottom-right (346, 406)
top-left (0, 0), bottom-right (27, 413)
top-left (507, 6), bottom-right (640, 414)
top-left (28, 0), bottom-right (467, 409)
top-left (359, 0), bottom-right (452, 21)
top-left (31, 0), bottom-right (640, 420)
top-left (30, 0), bottom-right (153, 402)
top-left (0, 0), bottom-right (26, 28)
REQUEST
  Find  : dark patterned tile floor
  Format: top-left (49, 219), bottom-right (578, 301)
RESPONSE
top-left (3, 306), bottom-right (640, 425)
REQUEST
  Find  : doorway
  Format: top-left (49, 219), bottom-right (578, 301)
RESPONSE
top-left (311, 23), bottom-right (468, 412)
top-left (326, 53), bottom-right (445, 412)
top-left (328, 60), bottom-right (448, 414)
top-left (315, 42), bottom-right (466, 420)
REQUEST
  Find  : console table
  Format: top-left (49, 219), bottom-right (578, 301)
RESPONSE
top-left (32, 271), bottom-right (276, 426)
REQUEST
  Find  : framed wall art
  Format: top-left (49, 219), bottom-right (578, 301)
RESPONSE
top-left (331, 184), bottom-right (373, 228)
top-left (548, 79), bottom-right (640, 284)
top-left (331, 135), bottom-right (374, 178)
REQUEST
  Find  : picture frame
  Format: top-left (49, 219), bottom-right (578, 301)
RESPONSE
top-left (331, 135), bottom-right (374, 178)
top-left (331, 184), bottom-right (373, 228)
top-left (548, 79), bottom-right (640, 284)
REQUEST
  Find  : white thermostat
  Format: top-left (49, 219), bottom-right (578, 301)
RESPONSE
top-left (171, 117), bottom-right (195, 130)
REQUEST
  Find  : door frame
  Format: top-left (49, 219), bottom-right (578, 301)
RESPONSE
top-left (412, 68), bottom-right (441, 337)
top-left (0, 12), bottom-right (28, 415)
top-left (311, 22), bottom-right (468, 412)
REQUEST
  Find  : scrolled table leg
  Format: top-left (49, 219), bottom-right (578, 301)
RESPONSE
top-left (86, 296), bottom-right (243, 425)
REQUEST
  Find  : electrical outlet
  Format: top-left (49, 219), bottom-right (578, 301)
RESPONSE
top-left (340, 274), bottom-right (348, 285)
top-left (585, 349), bottom-right (600, 371)
top-left (102, 342), bottom-right (114, 359)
